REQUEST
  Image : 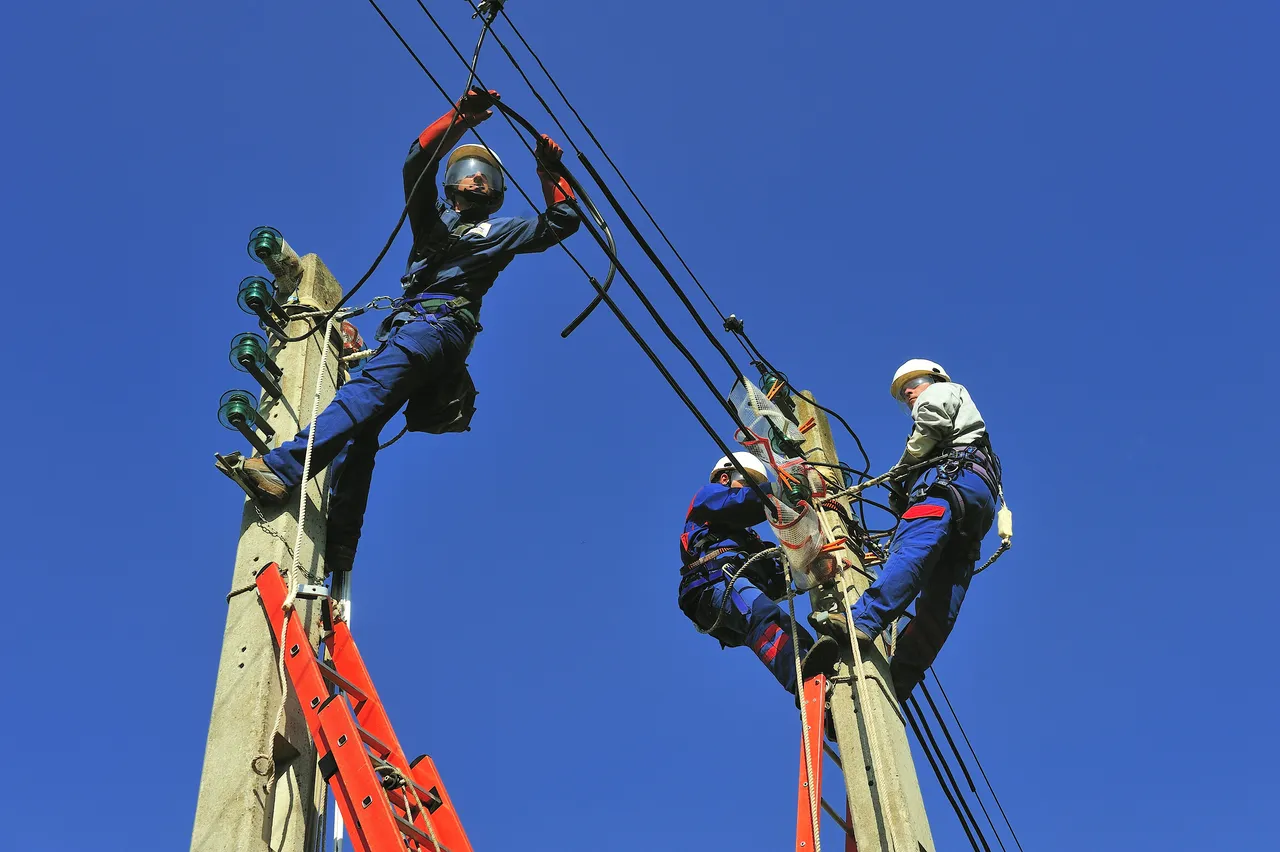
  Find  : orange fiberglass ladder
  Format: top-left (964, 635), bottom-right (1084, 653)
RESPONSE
top-left (796, 670), bottom-right (858, 852)
top-left (256, 562), bottom-right (473, 852)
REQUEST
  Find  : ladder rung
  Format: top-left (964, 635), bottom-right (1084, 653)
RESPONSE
top-left (357, 724), bottom-right (394, 758)
top-left (318, 660), bottom-right (369, 705)
top-left (823, 741), bottom-right (843, 768)
top-left (395, 814), bottom-right (456, 852)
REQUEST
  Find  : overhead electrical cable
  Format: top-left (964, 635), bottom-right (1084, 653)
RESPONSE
top-left (918, 682), bottom-right (1009, 852)
top-left (902, 700), bottom-right (983, 852)
top-left (495, 6), bottom-right (745, 336)
top-left (456, 0), bottom-right (749, 379)
top-left (908, 695), bottom-right (993, 852)
top-left (927, 670), bottom-right (1026, 852)
top-left (365, 0), bottom-right (774, 507)
top-left (275, 2), bottom-right (498, 343)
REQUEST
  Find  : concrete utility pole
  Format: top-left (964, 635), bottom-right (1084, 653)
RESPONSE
top-left (191, 238), bottom-right (343, 852)
top-left (793, 393), bottom-right (935, 852)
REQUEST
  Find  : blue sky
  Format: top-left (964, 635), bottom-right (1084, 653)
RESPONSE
top-left (2, 1), bottom-right (1276, 849)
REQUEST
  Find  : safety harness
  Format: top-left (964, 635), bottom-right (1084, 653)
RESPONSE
top-left (912, 437), bottom-right (1004, 555)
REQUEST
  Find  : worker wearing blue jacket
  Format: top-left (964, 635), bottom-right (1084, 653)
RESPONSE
top-left (845, 360), bottom-right (1003, 700)
top-left (678, 453), bottom-right (826, 696)
top-left (231, 88), bottom-right (581, 572)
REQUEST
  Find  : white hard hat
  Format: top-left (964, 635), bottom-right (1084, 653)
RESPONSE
top-left (890, 359), bottom-right (950, 400)
top-left (709, 452), bottom-right (770, 485)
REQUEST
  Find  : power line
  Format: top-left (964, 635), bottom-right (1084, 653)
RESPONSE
top-left (275, 0), bottom-right (496, 343)
top-left (496, 5), bottom-right (738, 329)
top-left (918, 682), bottom-right (1009, 852)
top-left (902, 700), bottom-right (983, 852)
top-left (365, 0), bottom-right (774, 507)
top-left (908, 695), bottom-right (993, 852)
top-left (927, 669), bottom-right (1026, 852)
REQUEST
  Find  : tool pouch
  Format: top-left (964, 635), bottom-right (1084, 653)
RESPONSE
top-left (404, 363), bottom-right (478, 434)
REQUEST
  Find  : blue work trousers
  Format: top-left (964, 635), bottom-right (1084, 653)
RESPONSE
top-left (682, 557), bottom-right (815, 696)
top-left (263, 316), bottom-right (472, 549)
top-left (849, 469), bottom-right (996, 691)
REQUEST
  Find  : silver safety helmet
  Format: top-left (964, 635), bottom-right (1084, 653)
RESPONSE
top-left (444, 144), bottom-right (506, 214)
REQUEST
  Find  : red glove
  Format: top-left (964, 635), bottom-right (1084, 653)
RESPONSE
top-left (535, 134), bottom-right (563, 170)
top-left (535, 134), bottom-right (574, 205)
top-left (456, 88), bottom-right (500, 125)
top-left (416, 89), bottom-right (501, 153)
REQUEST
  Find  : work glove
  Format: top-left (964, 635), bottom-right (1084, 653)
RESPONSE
top-left (536, 134), bottom-right (575, 205)
top-left (535, 134), bottom-right (564, 172)
top-left (456, 88), bottom-right (500, 126)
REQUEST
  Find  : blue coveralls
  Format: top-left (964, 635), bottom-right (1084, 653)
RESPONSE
top-left (848, 451), bottom-right (998, 696)
top-left (261, 132), bottom-right (581, 553)
top-left (678, 483), bottom-right (816, 695)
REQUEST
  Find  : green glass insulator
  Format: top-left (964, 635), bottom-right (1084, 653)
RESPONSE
top-left (218, 389), bottom-right (259, 430)
top-left (237, 276), bottom-right (276, 315)
top-left (247, 226), bottom-right (283, 263)
top-left (229, 332), bottom-right (268, 372)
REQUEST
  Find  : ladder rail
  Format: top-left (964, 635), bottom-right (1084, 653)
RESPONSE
top-left (255, 564), bottom-right (473, 852)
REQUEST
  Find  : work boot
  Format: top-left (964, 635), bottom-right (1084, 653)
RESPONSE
top-left (240, 457), bottom-right (291, 506)
top-left (326, 542), bottom-right (357, 575)
top-left (800, 635), bottom-right (840, 681)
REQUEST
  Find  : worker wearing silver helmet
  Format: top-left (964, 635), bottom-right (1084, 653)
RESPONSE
top-left (230, 88), bottom-right (580, 574)
top-left (846, 360), bottom-right (1003, 699)
top-left (677, 452), bottom-right (829, 696)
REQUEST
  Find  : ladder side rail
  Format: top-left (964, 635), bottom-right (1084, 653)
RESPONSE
top-left (316, 698), bottom-right (416, 852)
top-left (330, 619), bottom-right (475, 852)
top-left (796, 673), bottom-right (828, 852)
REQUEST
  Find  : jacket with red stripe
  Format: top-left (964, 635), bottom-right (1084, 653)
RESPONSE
top-left (679, 483), bottom-right (772, 565)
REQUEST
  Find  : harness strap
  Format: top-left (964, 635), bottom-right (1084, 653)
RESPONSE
top-left (679, 546), bottom-right (736, 575)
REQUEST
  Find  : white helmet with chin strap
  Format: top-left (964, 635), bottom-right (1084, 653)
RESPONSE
top-left (709, 452), bottom-right (770, 485)
top-left (890, 359), bottom-right (951, 400)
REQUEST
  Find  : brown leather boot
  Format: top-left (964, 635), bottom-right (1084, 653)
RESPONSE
top-left (241, 457), bottom-right (291, 506)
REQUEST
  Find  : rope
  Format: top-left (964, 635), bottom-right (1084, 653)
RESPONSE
top-left (258, 318), bottom-right (337, 799)
top-left (835, 571), bottom-right (905, 852)
top-left (786, 564), bottom-right (822, 852)
top-left (692, 548), bottom-right (781, 637)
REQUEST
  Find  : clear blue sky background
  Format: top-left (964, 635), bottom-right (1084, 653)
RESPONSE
top-left (2, 1), bottom-right (1276, 849)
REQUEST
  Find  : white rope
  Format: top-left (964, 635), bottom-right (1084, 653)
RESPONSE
top-left (261, 319), bottom-right (337, 800)
top-left (835, 572), bottom-right (904, 852)
top-left (787, 567), bottom-right (822, 852)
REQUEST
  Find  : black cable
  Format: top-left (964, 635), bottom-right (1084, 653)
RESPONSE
top-left (405, 0), bottom-right (775, 508)
top-left (369, 0), bottom-right (773, 508)
top-left (928, 669), bottom-right (1026, 852)
top-left (902, 701), bottom-right (982, 852)
top-left (908, 695), bottom-right (992, 852)
top-left (424, 2), bottom-right (745, 382)
top-left (573, 151), bottom-right (745, 379)
top-left (919, 682), bottom-right (1008, 852)
top-left (496, 6), bottom-right (738, 329)
top-left (736, 328), bottom-right (874, 476)
top-left (273, 0), bottom-right (496, 343)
